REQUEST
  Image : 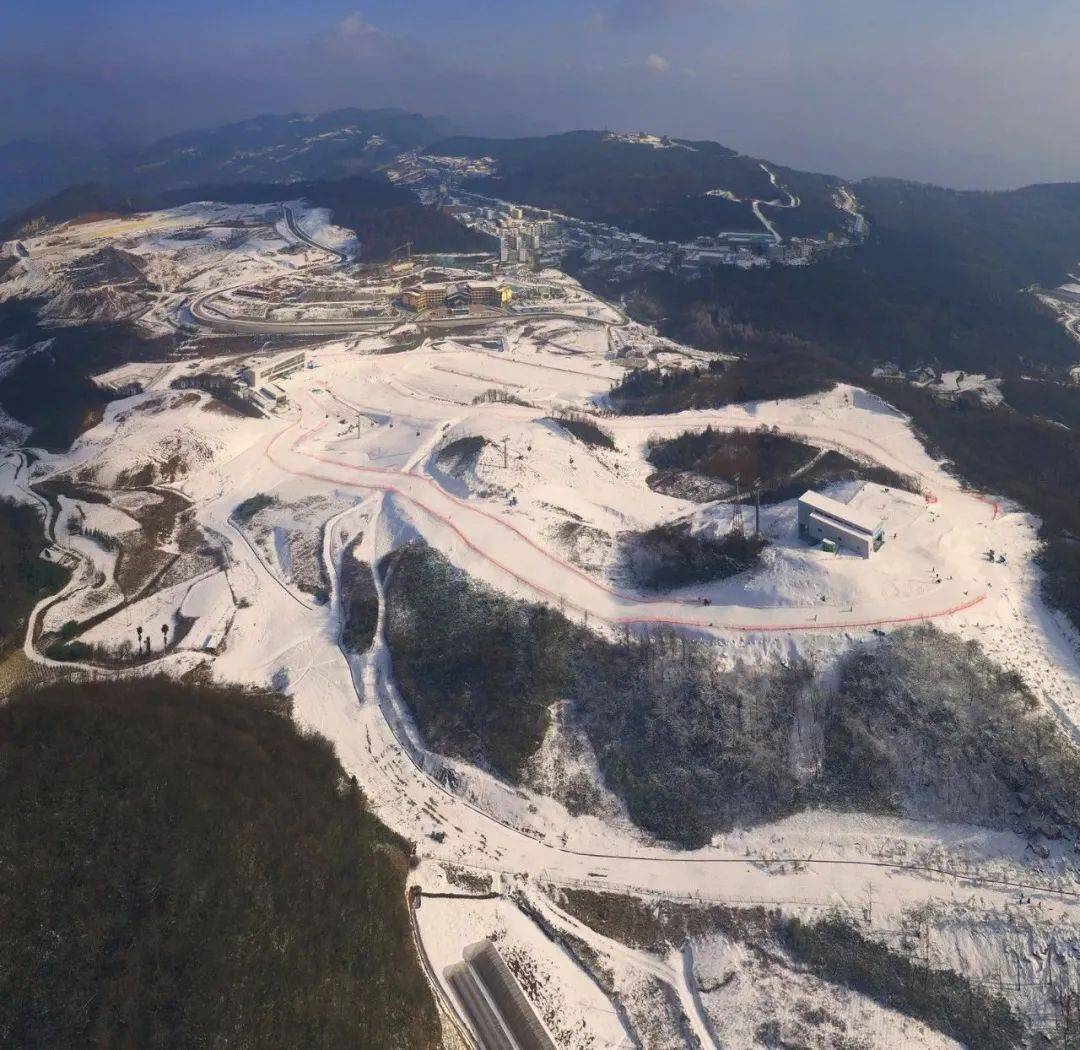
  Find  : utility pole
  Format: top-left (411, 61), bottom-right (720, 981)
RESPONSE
top-left (502, 437), bottom-right (509, 469)
top-left (753, 480), bottom-right (762, 537)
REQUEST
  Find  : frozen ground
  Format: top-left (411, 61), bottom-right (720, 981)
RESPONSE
top-left (4, 205), bottom-right (1080, 1046)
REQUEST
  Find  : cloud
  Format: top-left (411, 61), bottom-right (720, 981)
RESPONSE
top-left (337, 12), bottom-right (380, 39)
top-left (645, 53), bottom-right (670, 72)
top-left (319, 11), bottom-right (423, 67)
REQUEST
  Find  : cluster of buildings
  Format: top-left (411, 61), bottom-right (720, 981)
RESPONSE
top-left (398, 267), bottom-right (512, 315)
top-left (499, 225), bottom-right (542, 267)
top-left (672, 232), bottom-right (811, 275)
top-left (495, 205), bottom-right (555, 268)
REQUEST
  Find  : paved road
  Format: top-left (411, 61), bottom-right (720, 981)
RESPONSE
top-left (282, 205), bottom-right (350, 266)
top-left (185, 204), bottom-right (628, 335)
top-left (190, 290), bottom-right (623, 337)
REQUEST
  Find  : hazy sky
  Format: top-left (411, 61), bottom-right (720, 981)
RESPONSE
top-left (3, 0), bottom-right (1079, 188)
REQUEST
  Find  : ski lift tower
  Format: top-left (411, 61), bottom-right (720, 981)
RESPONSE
top-left (730, 473), bottom-right (744, 535)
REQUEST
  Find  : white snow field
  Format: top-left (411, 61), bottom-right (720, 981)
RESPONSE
top-left (5, 203), bottom-right (1080, 1047)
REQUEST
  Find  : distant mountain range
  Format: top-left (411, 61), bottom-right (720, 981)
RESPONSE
top-left (3, 105), bottom-right (1079, 380)
top-left (0, 107), bottom-right (452, 218)
top-left (5, 105), bottom-right (1079, 262)
top-left (3, 112), bottom-right (851, 243)
top-left (5, 105), bottom-right (1079, 279)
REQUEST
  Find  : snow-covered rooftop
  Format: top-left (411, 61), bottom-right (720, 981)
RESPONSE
top-left (799, 488), bottom-right (883, 535)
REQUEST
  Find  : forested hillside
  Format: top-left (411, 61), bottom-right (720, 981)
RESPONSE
top-left (0, 677), bottom-right (439, 1048)
top-left (382, 545), bottom-right (1079, 849)
top-left (162, 175), bottom-right (495, 260)
top-left (435, 130), bottom-right (849, 241)
top-left (0, 299), bottom-right (170, 451)
top-left (137, 107), bottom-right (448, 191)
top-left (579, 232), bottom-right (1077, 377)
top-left (0, 498), bottom-right (67, 657)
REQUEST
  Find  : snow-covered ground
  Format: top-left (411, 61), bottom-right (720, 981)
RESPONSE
top-left (2, 201), bottom-right (348, 334)
top-left (5, 206), bottom-right (1080, 1046)
top-left (921, 369), bottom-right (1005, 406)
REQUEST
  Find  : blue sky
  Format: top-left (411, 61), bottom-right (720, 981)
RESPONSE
top-left (2, 0), bottom-right (1078, 187)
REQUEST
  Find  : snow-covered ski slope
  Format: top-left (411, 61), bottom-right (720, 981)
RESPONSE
top-left (5, 203), bottom-right (1080, 1047)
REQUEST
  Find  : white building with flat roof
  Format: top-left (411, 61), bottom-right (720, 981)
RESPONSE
top-left (241, 350), bottom-right (306, 387)
top-left (798, 489), bottom-right (885, 558)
